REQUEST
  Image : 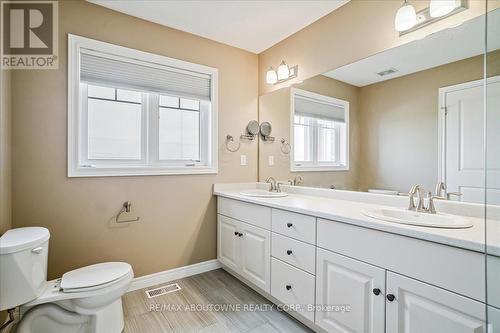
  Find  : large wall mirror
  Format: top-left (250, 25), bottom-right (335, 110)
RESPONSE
top-left (259, 8), bottom-right (500, 204)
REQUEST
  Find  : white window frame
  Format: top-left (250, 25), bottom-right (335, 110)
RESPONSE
top-left (290, 88), bottom-right (349, 172)
top-left (68, 34), bottom-right (218, 177)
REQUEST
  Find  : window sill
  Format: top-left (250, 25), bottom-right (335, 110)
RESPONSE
top-left (68, 166), bottom-right (218, 178)
top-left (290, 166), bottom-right (349, 172)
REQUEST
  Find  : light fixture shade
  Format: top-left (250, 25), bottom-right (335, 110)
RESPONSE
top-left (266, 68), bottom-right (278, 84)
top-left (394, 1), bottom-right (417, 32)
top-left (277, 61), bottom-right (290, 81)
top-left (429, 0), bottom-right (456, 18)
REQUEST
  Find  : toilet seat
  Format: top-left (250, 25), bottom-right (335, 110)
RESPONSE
top-left (61, 262), bottom-right (132, 293)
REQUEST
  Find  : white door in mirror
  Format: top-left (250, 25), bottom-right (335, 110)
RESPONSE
top-left (362, 208), bottom-right (473, 229)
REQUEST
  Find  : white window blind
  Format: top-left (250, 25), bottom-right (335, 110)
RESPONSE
top-left (80, 50), bottom-right (212, 101)
top-left (295, 95), bottom-right (345, 122)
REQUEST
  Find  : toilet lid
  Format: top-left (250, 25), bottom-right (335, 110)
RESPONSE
top-left (60, 262), bottom-right (131, 291)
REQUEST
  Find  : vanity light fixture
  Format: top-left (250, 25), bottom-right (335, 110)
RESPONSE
top-left (395, 0), bottom-right (468, 35)
top-left (266, 67), bottom-right (278, 84)
top-left (394, 0), bottom-right (417, 32)
top-left (429, 0), bottom-right (457, 18)
top-left (277, 61), bottom-right (290, 81)
top-left (266, 60), bottom-right (298, 85)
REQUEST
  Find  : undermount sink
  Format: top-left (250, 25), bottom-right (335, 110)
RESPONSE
top-left (239, 189), bottom-right (288, 198)
top-left (362, 208), bottom-right (473, 229)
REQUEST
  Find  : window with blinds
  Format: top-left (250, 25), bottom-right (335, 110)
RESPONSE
top-left (291, 89), bottom-right (349, 171)
top-left (68, 34), bottom-right (218, 177)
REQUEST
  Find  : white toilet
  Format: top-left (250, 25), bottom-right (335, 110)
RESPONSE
top-left (0, 227), bottom-right (134, 333)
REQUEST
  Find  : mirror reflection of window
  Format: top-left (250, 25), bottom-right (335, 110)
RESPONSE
top-left (291, 89), bottom-right (349, 171)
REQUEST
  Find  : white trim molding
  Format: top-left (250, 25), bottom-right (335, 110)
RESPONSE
top-left (128, 259), bottom-right (221, 292)
top-left (290, 87), bottom-right (350, 172)
top-left (67, 34), bottom-right (218, 177)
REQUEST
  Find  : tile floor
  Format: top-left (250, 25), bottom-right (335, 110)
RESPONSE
top-left (123, 269), bottom-right (313, 333)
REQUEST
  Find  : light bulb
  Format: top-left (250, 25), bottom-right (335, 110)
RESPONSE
top-left (430, 0), bottom-right (456, 18)
top-left (394, 0), bottom-right (417, 32)
top-left (277, 61), bottom-right (290, 81)
top-left (266, 67), bottom-right (278, 84)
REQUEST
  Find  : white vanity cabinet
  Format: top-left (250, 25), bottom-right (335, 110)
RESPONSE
top-left (315, 248), bottom-right (386, 333)
top-left (216, 196), bottom-right (497, 333)
top-left (217, 215), bottom-right (240, 272)
top-left (217, 214), bottom-right (271, 292)
top-left (386, 272), bottom-right (490, 333)
top-left (239, 221), bottom-right (271, 292)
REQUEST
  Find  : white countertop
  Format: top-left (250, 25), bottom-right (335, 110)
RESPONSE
top-left (214, 183), bottom-right (500, 256)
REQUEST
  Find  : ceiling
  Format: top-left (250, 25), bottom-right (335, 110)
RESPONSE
top-left (324, 9), bottom-right (500, 87)
top-left (88, 0), bottom-right (349, 54)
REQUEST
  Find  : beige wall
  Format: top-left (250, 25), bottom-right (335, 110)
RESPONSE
top-left (258, 75), bottom-right (360, 189)
top-left (11, 1), bottom-right (258, 279)
top-left (0, 69), bottom-right (11, 235)
top-left (259, 0), bottom-right (492, 95)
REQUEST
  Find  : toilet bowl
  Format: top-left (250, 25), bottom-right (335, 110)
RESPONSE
top-left (0, 227), bottom-right (134, 333)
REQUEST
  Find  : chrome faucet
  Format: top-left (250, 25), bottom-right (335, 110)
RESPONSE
top-left (407, 185), bottom-right (450, 214)
top-left (435, 181), bottom-right (462, 200)
top-left (406, 185), bottom-right (424, 211)
top-left (293, 176), bottom-right (303, 186)
top-left (265, 177), bottom-right (278, 192)
top-left (435, 181), bottom-right (447, 197)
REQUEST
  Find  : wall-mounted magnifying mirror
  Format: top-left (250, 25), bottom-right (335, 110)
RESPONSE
top-left (247, 120), bottom-right (260, 136)
top-left (260, 121), bottom-right (274, 141)
top-left (241, 120), bottom-right (260, 140)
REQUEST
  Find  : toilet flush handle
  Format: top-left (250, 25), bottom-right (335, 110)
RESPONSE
top-left (31, 247), bottom-right (43, 254)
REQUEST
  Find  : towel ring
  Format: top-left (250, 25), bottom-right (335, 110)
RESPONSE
top-left (225, 134), bottom-right (241, 152)
top-left (116, 201), bottom-right (140, 223)
top-left (280, 138), bottom-right (291, 154)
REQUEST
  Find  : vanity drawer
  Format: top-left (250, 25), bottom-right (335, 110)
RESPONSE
top-left (218, 197), bottom-right (271, 230)
top-left (272, 233), bottom-right (315, 274)
top-left (271, 258), bottom-right (315, 322)
top-left (272, 209), bottom-right (316, 244)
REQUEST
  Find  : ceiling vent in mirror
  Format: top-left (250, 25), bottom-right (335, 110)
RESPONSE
top-left (376, 68), bottom-right (398, 77)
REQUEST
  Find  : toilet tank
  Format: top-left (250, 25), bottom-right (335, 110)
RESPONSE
top-left (0, 227), bottom-right (50, 310)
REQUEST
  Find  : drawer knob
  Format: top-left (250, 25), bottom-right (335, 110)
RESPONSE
top-left (238, 233), bottom-right (243, 237)
top-left (285, 285), bottom-right (292, 291)
top-left (234, 231), bottom-right (239, 236)
top-left (372, 288), bottom-right (381, 296)
top-left (287, 223), bottom-right (293, 228)
top-left (386, 294), bottom-right (395, 302)
top-left (286, 250), bottom-right (293, 255)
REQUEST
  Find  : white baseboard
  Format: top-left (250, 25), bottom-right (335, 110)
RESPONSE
top-left (128, 259), bottom-right (221, 292)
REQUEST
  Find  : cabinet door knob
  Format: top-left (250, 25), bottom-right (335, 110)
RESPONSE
top-left (372, 288), bottom-right (381, 296)
top-left (285, 285), bottom-right (292, 291)
top-left (234, 231), bottom-right (239, 236)
top-left (238, 233), bottom-right (243, 237)
top-left (386, 294), bottom-right (395, 302)
top-left (287, 223), bottom-right (293, 228)
top-left (286, 250), bottom-right (293, 255)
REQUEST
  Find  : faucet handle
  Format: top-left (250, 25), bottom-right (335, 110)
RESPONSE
top-left (276, 182), bottom-right (287, 193)
top-left (427, 193), bottom-right (446, 214)
top-left (446, 192), bottom-right (462, 200)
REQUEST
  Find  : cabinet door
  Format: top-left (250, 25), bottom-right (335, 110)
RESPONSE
top-left (239, 222), bottom-right (271, 293)
top-left (316, 248), bottom-right (385, 333)
top-left (217, 215), bottom-right (239, 272)
top-left (386, 272), bottom-right (488, 333)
